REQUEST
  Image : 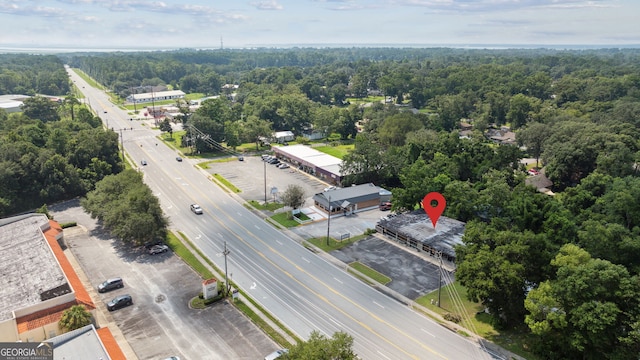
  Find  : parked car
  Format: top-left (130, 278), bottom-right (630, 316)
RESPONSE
top-left (324, 186), bottom-right (337, 192)
top-left (107, 294), bottom-right (133, 311)
top-left (176, 156), bottom-right (182, 162)
top-left (149, 244), bottom-right (170, 255)
top-left (379, 202), bottom-right (392, 211)
top-left (98, 277), bottom-right (124, 293)
top-left (267, 158), bottom-right (280, 164)
top-left (264, 349), bottom-right (289, 360)
top-left (190, 204), bottom-right (203, 214)
top-left (141, 159), bottom-right (147, 166)
top-left (261, 154), bottom-right (272, 161)
top-left (278, 163), bottom-right (290, 169)
top-left (527, 168), bottom-right (540, 176)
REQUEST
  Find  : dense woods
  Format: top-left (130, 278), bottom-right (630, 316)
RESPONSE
top-left (2, 47), bottom-right (640, 358)
top-left (0, 54), bottom-right (70, 95)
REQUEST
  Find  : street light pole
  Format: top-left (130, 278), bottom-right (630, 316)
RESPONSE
top-left (264, 160), bottom-right (267, 203)
top-left (223, 241), bottom-right (230, 296)
top-left (326, 195), bottom-right (331, 246)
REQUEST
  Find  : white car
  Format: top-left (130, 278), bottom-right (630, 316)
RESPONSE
top-left (190, 204), bottom-right (203, 214)
top-left (264, 349), bottom-right (288, 360)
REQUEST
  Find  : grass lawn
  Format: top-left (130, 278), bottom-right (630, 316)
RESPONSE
top-left (346, 96), bottom-right (384, 104)
top-left (348, 261), bottom-right (391, 285)
top-left (166, 232), bottom-right (215, 279)
top-left (73, 69), bottom-right (103, 89)
top-left (247, 200), bottom-right (284, 212)
top-left (306, 234), bottom-right (367, 252)
top-left (270, 212), bottom-right (300, 228)
top-left (314, 144), bottom-right (353, 159)
top-left (417, 282), bottom-right (540, 360)
top-left (212, 173), bottom-right (241, 193)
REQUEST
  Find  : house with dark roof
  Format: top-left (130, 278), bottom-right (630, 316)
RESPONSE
top-left (312, 183), bottom-right (391, 217)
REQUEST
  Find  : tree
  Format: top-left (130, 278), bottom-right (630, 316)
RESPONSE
top-left (21, 95), bottom-right (60, 122)
top-left (59, 305), bottom-right (93, 332)
top-left (63, 94), bottom-right (81, 121)
top-left (287, 331), bottom-right (356, 360)
top-left (281, 184), bottom-right (305, 211)
top-left (525, 244), bottom-right (640, 359)
top-left (81, 170), bottom-right (167, 245)
top-left (517, 122), bottom-right (549, 169)
top-left (159, 119), bottom-right (173, 138)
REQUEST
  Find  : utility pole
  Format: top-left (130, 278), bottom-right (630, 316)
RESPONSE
top-left (437, 251), bottom-right (443, 307)
top-left (223, 241), bottom-right (231, 296)
top-left (326, 195), bottom-right (331, 246)
top-left (263, 160), bottom-right (267, 203)
top-left (119, 128), bottom-right (124, 161)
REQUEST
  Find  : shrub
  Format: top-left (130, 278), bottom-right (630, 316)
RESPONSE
top-left (443, 313), bottom-right (462, 323)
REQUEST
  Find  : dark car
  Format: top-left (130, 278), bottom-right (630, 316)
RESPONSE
top-left (107, 294), bottom-right (133, 311)
top-left (176, 156), bottom-right (183, 162)
top-left (149, 244), bottom-right (169, 255)
top-left (379, 202), bottom-right (392, 211)
top-left (98, 277), bottom-right (123, 293)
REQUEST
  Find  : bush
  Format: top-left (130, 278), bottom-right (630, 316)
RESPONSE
top-left (295, 136), bottom-right (310, 145)
top-left (364, 228), bottom-right (376, 235)
top-left (443, 313), bottom-right (462, 323)
top-left (60, 222), bottom-right (77, 229)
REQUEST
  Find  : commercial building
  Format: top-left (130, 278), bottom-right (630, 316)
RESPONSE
top-left (313, 183), bottom-right (391, 217)
top-left (272, 144), bottom-right (343, 185)
top-left (126, 90), bottom-right (185, 104)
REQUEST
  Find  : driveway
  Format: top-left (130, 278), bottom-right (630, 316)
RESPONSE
top-left (50, 200), bottom-right (277, 360)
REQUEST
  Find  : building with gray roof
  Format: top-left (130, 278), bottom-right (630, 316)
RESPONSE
top-left (313, 183), bottom-right (391, 216)
top-left (49, 324), bottom-right (111, 360)
top-left (376, 209), bottom-right (465, 262)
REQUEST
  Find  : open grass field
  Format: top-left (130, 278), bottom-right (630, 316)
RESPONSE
top-left (313, 144), bottom-right (354, 159)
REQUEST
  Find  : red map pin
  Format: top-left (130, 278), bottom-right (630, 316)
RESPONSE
top-left (423, 192), bottom-right (446, 228)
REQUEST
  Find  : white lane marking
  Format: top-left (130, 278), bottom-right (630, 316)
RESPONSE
top-left (421, 328), bottom-right (436, 337)
top-left (255, 224), bottom-right (260, 230)
top-left (196, 234), bottom-right (201, 240)
top-left (334, 277), bottom-right (343, 284)
top-left (276, 240), bottom-right (282, 245)
top-left (376, 351), bottom-right (392, 360)
top-left (373, 301), bottom-right (384, 309)
top-left (250, 282), bottom-right (257, 290)
top-left (301, 257), bottom-right (310, 263)
top-left (237, 212), bottom-right (242, 216)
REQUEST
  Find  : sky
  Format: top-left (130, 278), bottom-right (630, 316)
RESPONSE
top-left (1, 0), bottom-right (639, 51)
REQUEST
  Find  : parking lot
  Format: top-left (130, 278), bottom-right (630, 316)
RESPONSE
top-left (51, 200), bottom-right (278, 360)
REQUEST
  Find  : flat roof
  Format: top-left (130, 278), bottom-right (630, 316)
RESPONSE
top-left (378, 210), bottom-right (465, 258)
top-left (274, 144), bottom-right (342, 172)
top-left (50, 324), bottom-right (111, 360)
top-left (130, 90), bottom-right (185, 100)
top-left (0, 214), bottom-right (68, 322)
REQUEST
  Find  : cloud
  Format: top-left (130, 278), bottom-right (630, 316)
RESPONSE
top-left (0, 2), bottom-right (69, 17)
top-left (250, 1), bottom-right (284, 10)
top-left (393, 0), bottom-right (616, 13)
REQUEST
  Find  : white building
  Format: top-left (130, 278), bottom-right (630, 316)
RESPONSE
top-left (126, 90), bottom-right (185, 104)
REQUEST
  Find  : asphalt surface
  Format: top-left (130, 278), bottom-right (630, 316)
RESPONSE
top-left (50, 200), bottom-right (278, 360)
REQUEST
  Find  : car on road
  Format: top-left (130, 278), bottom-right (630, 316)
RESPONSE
top-left (264, 349), bottom-right (289, 360)
top-left (107, 294), bottom-right (133, 311)
top-left (277, 163), bottom-right (290, 169)
top-left (98, 277), bottom-right (124, 293)
top-left (176, 156), bottom-right (182, 162)
top-left (238, 155), bottom-right (244, 161)
top-left (163, 357), bottom-right (180, 360)
top-left (190, 204), bottom-right (203, 214)
top-left (149, 244), bottom-right (170, 255)
top-left (141, 159), bottom-right (148, 166)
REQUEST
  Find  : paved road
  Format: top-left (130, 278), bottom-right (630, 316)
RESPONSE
top-left (68, 66), bottom-right (491, 360)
